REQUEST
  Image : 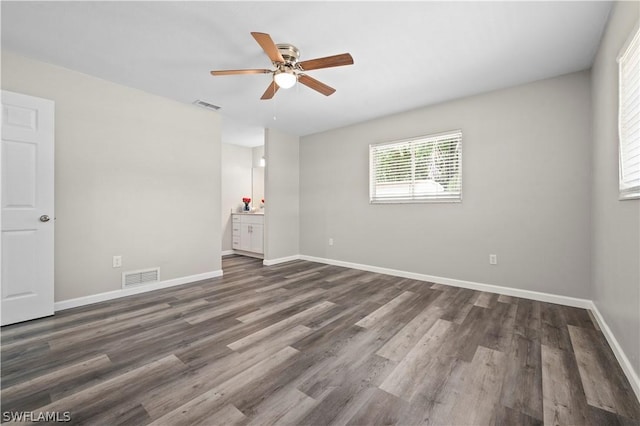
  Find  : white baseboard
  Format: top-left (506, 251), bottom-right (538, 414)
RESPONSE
top-left (299, 255), bottom-right (592, 309)
top-left (221, 250), bottom-right (235, 256)
top-left (588, 302), bottom-right (640, 401)
top-left (54, 270), bottom-right (224, 311)
top-left (263, 255), bottom-right (301, 266)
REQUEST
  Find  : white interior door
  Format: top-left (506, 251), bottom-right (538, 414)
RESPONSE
top-left (1, 90), bottom-right (55, 326)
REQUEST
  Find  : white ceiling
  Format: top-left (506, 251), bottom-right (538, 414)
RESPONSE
top-left (1, 1), bottom-right (611, 147)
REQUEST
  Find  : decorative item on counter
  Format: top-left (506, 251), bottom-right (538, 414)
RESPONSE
top-left (242, 197), bottom-right (251, 211)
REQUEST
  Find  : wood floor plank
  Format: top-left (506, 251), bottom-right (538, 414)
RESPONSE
top-left (245, 386), bottom-right (318, 426)
top-left (586, 309), bottom-right (601, 331)
top-left (437, 305), bottom-right (493, 362)
top-left (2, 255), bottom-right (638, 426)
top-left (430, 283), bottom-right (448, 291)
top-left (291, 317), bottom-right (398, 401)
top-left (588, 405), bottom-right (640, 426)
top-left (498, 294), bottom-right (516, 304)
top-left (208, 404), bottom-right (246, 426)
top-left (327, 280), bottom-right (386, 307)
top-left (474, 291), bottom-right (498, 308)
top-left (227, 301), bottom-right (335, 352)
top-left (25, 354), bottom-right (187, 424)
top-left (101, 316), bottom-right (239, 368)
top-left (494, 406), bottom-right (544, 426)
top-left (1, 345), bottom-right (105, 389)
top-left (183, 288), bottom-right (286, 325)
top-left (354, 291), bottom-right (415, 329)
top-left (0, 298), bottom-right (172, 342)
top-left (148, 346), bottom-right (299, 425)
top-left (141, 324), bottom-right (311, 419)
top-left (562, 306), bottom-right (598, 330)
top-left (346, 388), bottom-right (409, 426)
top-left (290, 302), bottom-right (377, 354)
top-left (255, 272), bottom-right (328, 293)
top-left (379, 318), bottom-right (455, 400)
top-left (394, 355), bottom-right (466, 424)
top-left (2, 303), bottom-right (171, 351)
top-left (481, 301), bottom-right (517, 353)
top-left (541, 344), bottom-right (591, 426)
top-left (302, 386), bottom-right (377, 426)
top-left (1, 354), bottom-right (112, 407)
top-left (568, 325), bottom-right (640, 419)
top-left (440, 346), bottom-right (508, 425)
top-left (499, 334), bottom-right (543, 421)
top-left (516, 299), bottom-right (542, 331)
top-left (324, 267), bottom-right (368, 283)
top-left (376, 305), bottom-right (443, 362)
top-left (236, 288), bottom-right (325, 323)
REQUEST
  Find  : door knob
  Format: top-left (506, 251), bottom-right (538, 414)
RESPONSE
top-left (39, 215), bottom-right (50, 222)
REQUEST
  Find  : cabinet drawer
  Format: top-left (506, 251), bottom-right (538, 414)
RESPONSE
top-left (232, 215), bottom-right (241, 223)
top-left (242, 215), bottom-right (264, 224)
top-left (232, 240), bottom-right (240, 248)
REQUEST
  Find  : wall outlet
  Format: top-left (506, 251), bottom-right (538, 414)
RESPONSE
top-left (113, 255), bottom-right (122, 268)
top-left (489, 254), bottom-right (497, 265)
top-left (329, 238), bottom-right (334, 246)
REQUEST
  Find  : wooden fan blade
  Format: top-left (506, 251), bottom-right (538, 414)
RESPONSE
top-left (210, 69), bottom-right (271, 76)
top-left (298, 74), bottom-right (336, 96)
top-left (298, 53), bottom-right (354, 71)
top-left (261, 80), bottom-right (280, 100)
top-left (251, 32), bottom-right (285, 63)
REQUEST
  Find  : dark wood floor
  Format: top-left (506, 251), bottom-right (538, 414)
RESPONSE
top-left (1, 255), bottom-right (639, 425)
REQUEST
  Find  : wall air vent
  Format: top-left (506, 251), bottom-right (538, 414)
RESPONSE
top-left (122, 268), bottom-right (160, 288)
top-left (193, 99), bottom-right (221, 111)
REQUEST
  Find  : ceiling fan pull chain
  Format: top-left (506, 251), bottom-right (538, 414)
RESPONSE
top-left (273, 95), bottom-right (277, 121)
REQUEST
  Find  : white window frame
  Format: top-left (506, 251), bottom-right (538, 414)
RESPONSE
top-left (617, 23), bottom-right (640, 200)
top-left (369, 130), bottom-right (462, 204)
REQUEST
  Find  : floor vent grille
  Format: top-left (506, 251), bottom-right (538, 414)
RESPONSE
top-left (122, 268), bottom-right (160, 288)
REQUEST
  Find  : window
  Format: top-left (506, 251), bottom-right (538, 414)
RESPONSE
top-left (370, 130), bottom-right (462, 203)
top-left (618, 24), bottom-right (640, 200)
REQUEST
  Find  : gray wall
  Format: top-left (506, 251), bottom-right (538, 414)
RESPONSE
top-left (221, 143), bottom-right (253, 252)
top-left (591, 1), bottom-right (640, 377)
top-left (252, 145), bottom-right (265, 168)
top-left (300, 71), bottom-right (592, 298)
top-left (252, 145), bottom-right (266, 207)
top-left (2, 51), bottom-right (222, 301)
top-left (264, 128), bottom-right (299, 261)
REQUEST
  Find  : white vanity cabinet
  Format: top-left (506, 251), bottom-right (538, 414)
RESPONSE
top-left (232, 214), bottom-right (264, 256)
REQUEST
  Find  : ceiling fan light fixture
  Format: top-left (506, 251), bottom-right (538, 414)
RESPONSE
top-left (274, 69), bottom-right (297, 89)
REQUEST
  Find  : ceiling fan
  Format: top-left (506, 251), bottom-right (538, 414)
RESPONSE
top-left (210, 32), bottom-right (354, 100)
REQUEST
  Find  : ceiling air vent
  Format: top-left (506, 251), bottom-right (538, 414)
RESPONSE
top-left (193, 99), bottom-right (221, 111)
top-left (122, 268), bottom-right (160, 288)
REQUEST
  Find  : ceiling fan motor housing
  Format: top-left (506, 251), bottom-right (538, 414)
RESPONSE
top-left (276, 44), bottom-right (300, 64)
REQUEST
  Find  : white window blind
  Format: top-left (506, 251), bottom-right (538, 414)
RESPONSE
top-left (370, 131), bottom-right (462, 203)
top-left (618, 24), bottom-right (640, 200)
